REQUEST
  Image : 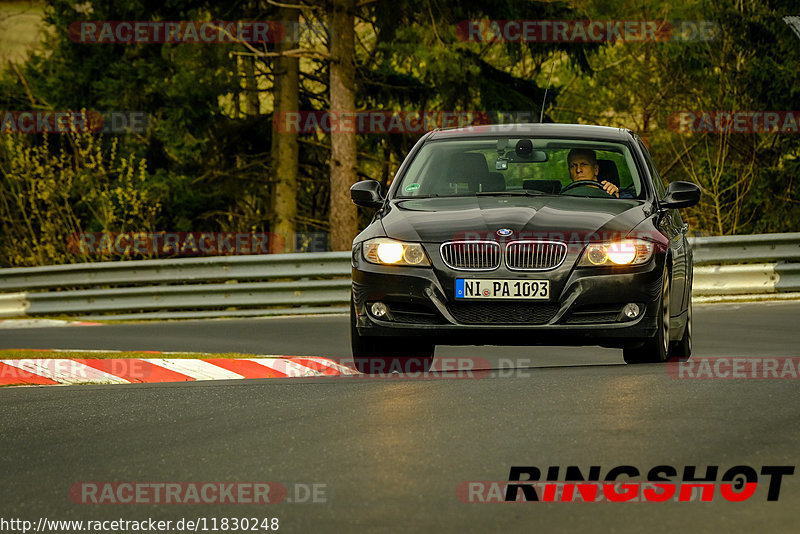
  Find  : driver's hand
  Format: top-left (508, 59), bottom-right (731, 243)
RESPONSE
top-left (601, 181), bottom-right (620, 198)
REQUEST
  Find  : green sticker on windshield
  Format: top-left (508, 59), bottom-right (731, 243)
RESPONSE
top-left (405, 183), bottom-right (420, 192)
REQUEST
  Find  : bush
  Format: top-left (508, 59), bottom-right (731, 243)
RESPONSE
top-left (0, 133), bottom-right (160, 267)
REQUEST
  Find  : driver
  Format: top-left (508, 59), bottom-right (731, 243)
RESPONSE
top-left (565, 148), bottom-right (619, 198)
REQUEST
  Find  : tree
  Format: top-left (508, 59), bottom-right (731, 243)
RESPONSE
top-left (328, 0), bottom-right (358, 251)
top-left (270, 6), bottom-right (301, 252)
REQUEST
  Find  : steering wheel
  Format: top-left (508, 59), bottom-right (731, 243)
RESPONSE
top-left (560, 180), bottom-right (614, 197)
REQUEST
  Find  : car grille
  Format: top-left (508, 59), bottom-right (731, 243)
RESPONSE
top-left (387, 303), bottom-right (445, 325)
top-left (391, 311), bottom-right (444, 325)
top-left (440, 241), bottom-right (501, 270)
top-left (564, 305), bottom-right (633, 324)
top-left (447, 302), bottom-right (559, 324)
top-left (505, 241), bottom-right (567, 270)
top-left (565, 311), bottom-right (620, 324)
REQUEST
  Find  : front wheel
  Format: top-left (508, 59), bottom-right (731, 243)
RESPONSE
top-left (623, 268), bottom-right (670, 364)
top-left (350, 300), bottom-right (434, 374)
top-left (669, 296), bottom-right (692, 361)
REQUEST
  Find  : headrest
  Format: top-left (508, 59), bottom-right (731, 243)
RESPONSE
top-left (480, 172), bottom-right (506, 192)
top-left (597, 159), bottom-right (620, 187)
top-left (449, 152), bottom-right (490, 178)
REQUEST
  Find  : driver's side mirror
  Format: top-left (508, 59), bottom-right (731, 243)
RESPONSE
top-left (660, 181), bottom-right (700, 209)
top-left (350, 180), bottom-right (384, 209)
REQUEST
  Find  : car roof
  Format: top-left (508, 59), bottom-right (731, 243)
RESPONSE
top-left (427, 123), bottom-right (633, 142)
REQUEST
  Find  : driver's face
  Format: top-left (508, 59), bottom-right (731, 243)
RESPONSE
top-left (568, 155), bottom-right (599, 181)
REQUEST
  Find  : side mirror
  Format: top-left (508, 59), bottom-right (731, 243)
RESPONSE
top-left (350, 180), bottom-right (384, 209)
top-left (661, 181), bottom-right (700, 209)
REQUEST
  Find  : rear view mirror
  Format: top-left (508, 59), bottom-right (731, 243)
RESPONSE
top-left (505, 149), bottom-right (548, 163)
top-left (350, 180), bottom-right (384, 208)
top-left (661, 181), bottom-right (701, 209)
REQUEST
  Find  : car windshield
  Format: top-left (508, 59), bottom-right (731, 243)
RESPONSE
top-left (395, 137), bottom-right (644, 199)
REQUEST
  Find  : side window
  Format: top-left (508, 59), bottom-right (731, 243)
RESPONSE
top-left (637, 139), bottom-right (666, 198)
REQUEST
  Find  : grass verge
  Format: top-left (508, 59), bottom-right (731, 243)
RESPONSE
top-left (0, 349), bottom-right (263, 360)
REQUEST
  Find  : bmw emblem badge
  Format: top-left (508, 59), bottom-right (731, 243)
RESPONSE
top-left (496, 228), bottom-right (513, 237)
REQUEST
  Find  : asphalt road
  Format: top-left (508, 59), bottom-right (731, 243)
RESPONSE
top-left (1, 300), bottom-right (799, 533)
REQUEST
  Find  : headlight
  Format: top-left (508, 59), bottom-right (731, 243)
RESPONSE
top-left (578, 239), bottom-right (654, 267)
top-left (363, 238), bottom-right (431, 266)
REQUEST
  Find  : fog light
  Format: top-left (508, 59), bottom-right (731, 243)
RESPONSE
top-left (371, 302), bottom-right (388, 318)
top-left (623, 303), bottom-right (640, 319)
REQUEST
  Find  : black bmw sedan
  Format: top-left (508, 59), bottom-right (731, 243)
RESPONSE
top-left (349, 124), bottom-right (700, 372)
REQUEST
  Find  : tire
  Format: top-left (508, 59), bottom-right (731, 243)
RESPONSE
top-left (350, 300), bottom-right (434, 374)
top-left (623, 268), bottom-right (670, 364)
top-left (669, 296), bottom-right (692, 361)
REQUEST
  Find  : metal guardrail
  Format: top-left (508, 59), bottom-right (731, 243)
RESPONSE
top-left (0, 234), bottom-right (798, 319)
top-left (689, 233), bottom-right (800, 297)
top-left (0, 252), bottom-right (352, 320)
top-left (690, 233), bottom-right (800, 265)
top-left (0, 252), bottom-right (351, 292)
top-left (692, 264), bottom-right (779, 296)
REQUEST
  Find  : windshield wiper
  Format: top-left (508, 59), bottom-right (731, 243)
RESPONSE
top-left (474, 190), bottom-right (552, 197)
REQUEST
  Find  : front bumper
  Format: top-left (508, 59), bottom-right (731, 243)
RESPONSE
top-left (352, 243), bottom-right (665, 348)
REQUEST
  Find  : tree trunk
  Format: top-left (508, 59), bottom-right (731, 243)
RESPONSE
top-left (244, 55), bottom-right (260, 116)
top-left (270, 7), bottom-right (300, 253)
top-left (328, 0), bottom-right (358, 251)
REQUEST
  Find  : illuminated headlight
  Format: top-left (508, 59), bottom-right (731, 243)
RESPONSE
top-left (578, 239), bottom-right (654, 267)
top-left (363, 238), bottom-right (431, 267)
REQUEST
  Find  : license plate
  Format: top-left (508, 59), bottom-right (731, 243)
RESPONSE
top-left (455, 279), bottom-right (550, 300)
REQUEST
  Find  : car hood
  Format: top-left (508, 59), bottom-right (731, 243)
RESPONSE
top-left (380, 196), bottom-right (651, 243)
